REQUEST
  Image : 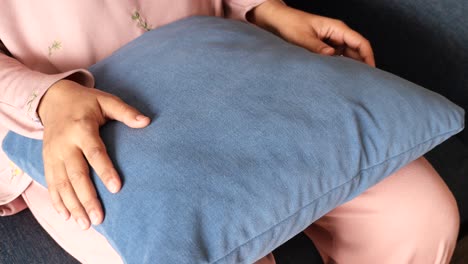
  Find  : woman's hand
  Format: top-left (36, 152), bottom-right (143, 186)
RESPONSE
top-left (249, 0), bottom-right (375, 67)
top-left (38, 80), bottom-right (150, 229)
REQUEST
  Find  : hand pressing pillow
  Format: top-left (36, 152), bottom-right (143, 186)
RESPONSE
top-left (3, 16), bottom-right (464, 264)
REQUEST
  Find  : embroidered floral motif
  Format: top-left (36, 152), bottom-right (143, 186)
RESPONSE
top-left (26, 90), bottom-right (42, 123)
top-left (132, 10), bottom-right (152, 31)
top-left (26, 90), bottom-right (38, 113)
top-left (9, 162), bottom-right (22, 181)
top-left (48, 40), bottom-right (62, 56)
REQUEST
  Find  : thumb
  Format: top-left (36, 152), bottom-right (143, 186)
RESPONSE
top-left (98, 95), bottom-right (151, 128)
top-left (302, 37), bottom-right (335, 55)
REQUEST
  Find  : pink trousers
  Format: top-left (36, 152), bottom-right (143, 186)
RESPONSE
top-left (21, 157), bottom-right (459, 264)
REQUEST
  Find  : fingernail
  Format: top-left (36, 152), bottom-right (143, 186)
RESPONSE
top-left (135, 115), bottom-right (148, 121)
top-left (59, 211), bottom-right (69, 220)
top-left (108, 179), bottom-right (120, 193)
top-left (77, 218), bottom-right (88, 230)
top-left (89, 211), bottom-right (100, 225)
top-left (322, 47), bottom-right (334, 54)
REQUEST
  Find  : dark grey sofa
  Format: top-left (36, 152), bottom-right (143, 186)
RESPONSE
top-left (1, 0), bottom-right (466, 263)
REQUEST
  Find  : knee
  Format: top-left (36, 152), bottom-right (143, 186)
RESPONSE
top-left (384, 157), bottom-right (459, 263)
top-left (303, 157), bottom-right (459, 264)
top-left (408, 188), bottom-right (459, 263)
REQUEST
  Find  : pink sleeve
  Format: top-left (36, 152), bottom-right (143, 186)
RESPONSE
top-left (0, 196), bottom-right (27, 216)
top-left (223, 0), bottom-right (270, 20)
top-left (0, 51), bottom-right (95, 140)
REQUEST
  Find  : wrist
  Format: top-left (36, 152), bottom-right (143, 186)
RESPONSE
top-left (37, 79), bottom-right (72, 125)
top-left (247, 0), bottom-right (287, 34)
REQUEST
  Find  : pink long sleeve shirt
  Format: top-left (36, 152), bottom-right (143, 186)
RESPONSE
top-left (0, 0), bottom-right (267, 215)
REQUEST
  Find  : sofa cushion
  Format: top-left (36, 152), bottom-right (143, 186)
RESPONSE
top-left (2, 16), bottom-right (464, 263)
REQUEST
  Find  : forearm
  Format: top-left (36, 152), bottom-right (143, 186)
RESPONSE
top-left (247, 0), bottom-right (288, 34)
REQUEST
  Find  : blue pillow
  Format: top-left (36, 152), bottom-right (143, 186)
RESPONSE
top-left (3, 16), bottom-right (464, 263)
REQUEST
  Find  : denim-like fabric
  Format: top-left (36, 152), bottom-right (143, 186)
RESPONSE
top-left (287, 0), bottom-right (468, 237)
top-left (0, 210), bottom-right (79, 264)
top-left (3, 16), bottom-right (464, 263)
top-left (286, 0), bottom-right (468, 143)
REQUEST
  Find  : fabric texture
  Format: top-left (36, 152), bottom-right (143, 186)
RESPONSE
top-left (9, 180), bottom-right (276, 263)
top-left (287, 0), bottom-right (468, 231)
top-left (20, 182), bottom-right (123, 264)
top-left (0, 0), bottom-right (268, 209)
top-left (0, 159), bottom-right (458, 264)
top-left (304, 157), bottom-right (459, 264)
top-left (0, 209), bottom-right (79, 264)
top-left (3, 16), bottom-right (464, 263)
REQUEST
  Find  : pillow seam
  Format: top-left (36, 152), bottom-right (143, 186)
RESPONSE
top-left (213, 126), bottom-right (462, 263)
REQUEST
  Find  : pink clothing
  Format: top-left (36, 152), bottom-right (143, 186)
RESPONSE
top-left (21, 182), bottom-right (122, 264)
top-left (20, 158), bottom-right (458, 263)
top-left (0, 0), bottom-right (267, 213)
top-left (304, 157), bottom-right (458, 264)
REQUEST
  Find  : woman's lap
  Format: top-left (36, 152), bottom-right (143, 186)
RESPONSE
top-left (304, 157), bottom-right (459, 264)
top-left (18, 157), bottom-right (459, 264)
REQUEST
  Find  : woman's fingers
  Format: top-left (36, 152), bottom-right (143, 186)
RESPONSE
top-left (79, 125), bottom-right (121, 194)
top-left (341, 29), bottom-right (375, 66)
top-left (44, 160), bottom-right (69, 220)
top-left (98, 93), bottom-right (151, 128)
top-left (43, 124), bottom-right (117, 229)
top-left (247, 3), bottom-right (375, 66)
top-left (39, 80), bottom-right (151, 228)
top-left (343, 47), bottom-right (364, 62)
top-left (324, 21), bottom-right (375, 66)
top-left (64, 148), bottom-right (103, 226)
top-left (50, 162), bottom-right (90, 230)
top-left (300, 35), bottom-right (335, 55)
